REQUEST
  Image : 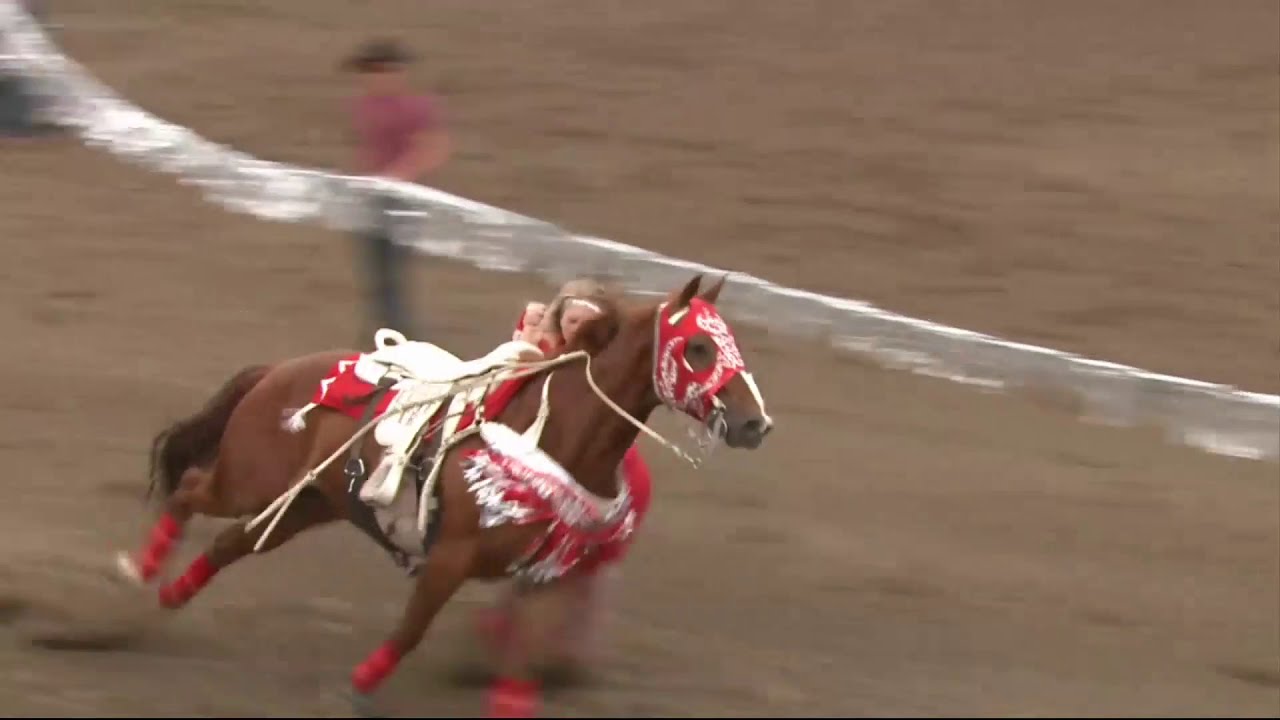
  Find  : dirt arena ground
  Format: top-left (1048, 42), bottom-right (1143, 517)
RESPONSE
top-left (0, 1), bottom-right (1277, 716)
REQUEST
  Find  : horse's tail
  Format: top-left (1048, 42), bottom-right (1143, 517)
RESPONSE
top-left (145, 364), bottom-right (272, 502)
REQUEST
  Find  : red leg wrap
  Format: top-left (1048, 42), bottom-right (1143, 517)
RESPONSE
top-left (352, 642), bottom-right (402, 695)
top-left (137, 513), bottom-right (182, 581)
top-left (488, 677), bottom-right (540, 718)
top-left (158, 554), bottom-right (218, 609)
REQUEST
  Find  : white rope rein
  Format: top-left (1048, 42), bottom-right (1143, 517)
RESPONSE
top-left (579, 353), bottom-right (705, 467)
top-left (244, 347), bottom-right (695, 551)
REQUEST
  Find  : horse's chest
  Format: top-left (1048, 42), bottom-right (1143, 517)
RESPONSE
top-left (471, 520), bottom-right (552, 579)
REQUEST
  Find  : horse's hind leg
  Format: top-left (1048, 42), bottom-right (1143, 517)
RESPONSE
top-left (117, 466), bottom-right (217, 585)
top-left (157, 488), bottom-right (336, 609)
top-left (120, 362), bottom-right (271, 585)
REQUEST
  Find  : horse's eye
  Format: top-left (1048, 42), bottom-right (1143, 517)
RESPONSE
top-left (685, 338), bottom-right (716, 369)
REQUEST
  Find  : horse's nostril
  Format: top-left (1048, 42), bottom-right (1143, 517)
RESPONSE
top-left (743, 418), bottom-right (766, 435)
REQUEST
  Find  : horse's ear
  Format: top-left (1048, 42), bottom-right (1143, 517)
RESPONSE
top-left (699, 273), bottom-right (727, 304)
top-left (668, 274), bottom-right (702, 310)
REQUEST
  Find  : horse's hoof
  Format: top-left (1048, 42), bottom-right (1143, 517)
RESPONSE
top-left (347, 690), bottom-right (384, 718)
top-left (113, 551), bottom-right (146, 587)
top-left (488, 679), bottom-right (540, 718)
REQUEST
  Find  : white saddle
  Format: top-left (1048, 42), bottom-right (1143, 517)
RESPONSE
top-left (358, 329), bottom-right (543, 512)
top-left (356, 328), bottom-right (516, 386)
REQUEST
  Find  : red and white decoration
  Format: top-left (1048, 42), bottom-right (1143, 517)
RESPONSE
top-left (654, 298), bottom-right (748, 421)
top-left (464, 423), bottom-right (636, 584)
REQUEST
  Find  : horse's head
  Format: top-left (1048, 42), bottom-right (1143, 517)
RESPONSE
top-left (651, 274), bottom-right (773, 450)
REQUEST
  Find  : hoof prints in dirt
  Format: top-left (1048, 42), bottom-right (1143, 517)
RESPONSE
top-left (1216, 663), bottom-right (1280, 690)
top-left (0, 593), bottom-right (30, 625)
top-left (444, 657), bottom-right (592, 693)
top-left (19, 615), bottom-right (148, 653)
top-left (0, 558), bottom-right (154, 652)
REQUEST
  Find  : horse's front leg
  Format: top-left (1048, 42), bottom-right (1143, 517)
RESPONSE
top-left (486, 579), bottom-right (568, 718)
top-left (349, 537), bottom-right (476, 716)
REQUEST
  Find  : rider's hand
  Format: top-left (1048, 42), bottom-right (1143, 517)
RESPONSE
top-left (515, 302), bottom-right (547, 343)
top-left (523, 302), bottom-right (547, 329)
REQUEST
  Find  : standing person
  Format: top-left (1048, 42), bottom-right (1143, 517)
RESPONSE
top-left (1, 0), bottom-right (59, 138)
top-left (23, 0), bottom-right (49, 25)
top-left (343, 38), bottom-right (451, 340)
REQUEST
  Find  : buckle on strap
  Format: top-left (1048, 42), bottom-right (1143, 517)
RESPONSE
top-left (344, 457), bottom-right (367, 481)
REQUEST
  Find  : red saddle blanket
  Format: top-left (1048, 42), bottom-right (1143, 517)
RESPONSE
top-left (309, 354), bottom-right (532, 436)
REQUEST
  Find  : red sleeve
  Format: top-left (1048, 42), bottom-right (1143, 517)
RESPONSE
top-left (514, 307), bottom-right (529, 338)
top-left (514, 305), bottom-right (557, 354)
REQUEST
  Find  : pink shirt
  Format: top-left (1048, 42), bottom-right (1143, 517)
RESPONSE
top-left (351, 93), bottom-right (440, 175)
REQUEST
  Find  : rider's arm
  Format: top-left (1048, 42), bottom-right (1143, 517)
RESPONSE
top-left (514, 302), bottom-right (545, 341)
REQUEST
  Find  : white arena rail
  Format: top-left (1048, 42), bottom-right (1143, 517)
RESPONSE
top-left (3, 1), bottom-right (1276, 462)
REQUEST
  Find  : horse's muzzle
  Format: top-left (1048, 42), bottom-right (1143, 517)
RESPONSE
top-left (724, 415), bottom-right (772, 450)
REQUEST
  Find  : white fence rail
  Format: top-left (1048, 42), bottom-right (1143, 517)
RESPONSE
top-left (3, 1), bottom-right (1276, 462)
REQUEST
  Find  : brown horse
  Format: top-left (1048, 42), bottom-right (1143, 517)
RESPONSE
top-left (116, 273), bottom-right (773, 716)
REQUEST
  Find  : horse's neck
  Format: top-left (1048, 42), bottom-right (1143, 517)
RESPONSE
top-left (515, 338), bottom-right (654, 499)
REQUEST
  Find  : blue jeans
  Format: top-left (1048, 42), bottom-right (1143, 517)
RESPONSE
top-left (355, 194), bottom-right (415, 340)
